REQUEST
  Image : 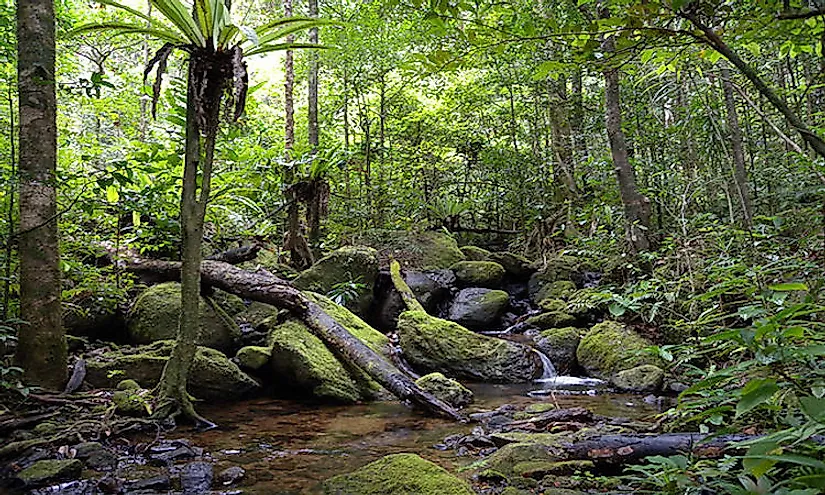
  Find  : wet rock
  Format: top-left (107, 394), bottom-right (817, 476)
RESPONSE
top-left (322, 453), bottom-right (474, 495)
top-left (267, 297), bottom-right (388, 402)
top-left (292, 246), bottom-right (379, 315)
top-left (447, 288), bottom-right (509, 330)
top-left (234, 345), bottom-right (272, 371)
top-left (72, 442), bottom-right (117, 471)
top-left (148, 441), bottom-right (201, 465)
top-left (127, 475), bottom-right (171, 491)
top-left (450, 261), bottom-right (505, 288)
top-left (15, 459), bottom-right (83, 486)
top-left (217, 466), bottom-right (245, 486)
top-left (576, 321), bottom-right (662, 379)
top-left (126, 282), bottom-right (241, 352)
top-left (460, 245), bottom-right (491, 261)
top-left (415, 372), bottom-right (473, 409)
top-left (669, 381), bottom-right (689, 393)
top-left (526, 311), bottom-right (576, 330)
top-left (488, 252), bottom-right (534, 278)
top-left (611, 364), bottom-right (665, 393)
top-left (533, 327), bottom-right (580, 374)
top-left (180, 461), bottom-right (213, 494)
top-left (481, 443), bottom-right (559, 476)
top-left (86, 341), bottom-right (260, 402)
top-left (397, 310), bottom-right (542, 382)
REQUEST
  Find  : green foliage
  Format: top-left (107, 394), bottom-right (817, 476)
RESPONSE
top-left (326, 276), bottom-right (367, 306)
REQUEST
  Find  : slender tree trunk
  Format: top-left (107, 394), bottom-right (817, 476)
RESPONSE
top-left (720, 64), bottom-right (753, 228)
top-left (570, 68), bottom-right (587, 164)
top-left (602, 36), bottom-right (652, 253)
top-left (3, 87), bottom-right (16, 322)
top-left (548, 77), bottom-right (579, 199)
top-left (15, 0), bottom-right (66, 389)
top-left (507, 83), bottom-right (519, 154)
top-left (306, 0), bottom-right (321, 254)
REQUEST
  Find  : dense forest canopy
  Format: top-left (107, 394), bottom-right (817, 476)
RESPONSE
top-left (2, 0), bottom-right (825, 493)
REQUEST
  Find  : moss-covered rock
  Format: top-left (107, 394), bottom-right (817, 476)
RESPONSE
top-left (526, 311), bottom-right (576, 330)
top-left (113, 386), bottom-right (152, 417)
top-left (397, 310), bottom-right (541, 382)
top-left (15, 459), bottom-right (83, 486)
top-left (515, 460), bottom-right (594, 478)
top-left (415, 372), bottom-right (473, 409)
top-left (235, 346), bottom-right (272, 371)
top-left (292, 246), bottom-right (379, 315)
top-left (126, 282), bottom-right (241, 353)
top-left (576, 321), bottom-right (662, 379)
top-left (480, 443), bottom-right (559, 476)
top-left (323, 453), bottom-right (474, 495)
top-left (460, 245), bottom-right (491, 261)
top-left (528, 256), bottom-right (582, 301)
top-left (534, 327), bottom-right (580, 374)
top-left (488, 252), bottom-right (534, 278)
top-left (306, 293), bottom-right (389, 353)
top-left (611, 364), bottom-right (665, 393)
top-left (211, 289), bottom-right (247, 317)
top-left (373, 270), bottom-right (453, 330)
top-left (447, 288), bottom-right (509, 330)
top-left (535, 280), bottom-right (577, 303)
top-left (237, 301), bottom-right (281, 328)
top-left (356, 230), bottom-right (466, 270)
top-left (85, 341), bottom-right (260, 401)
top-left (239, 246), bottom-right (299, 279)
top-left (537, 298), bottom-right (567, 312)
top-left (450, 261), bottom-right (505, 288)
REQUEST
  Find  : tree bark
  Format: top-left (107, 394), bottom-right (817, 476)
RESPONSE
top-left (15, 0), bottom-right (67, 389)
top-left (306, 0), bottom-right (321, 253)
top-left (602, 36), bottom-right (652, 253)
top-left (122, 258), bottom-right (466, 421)
top-left (720, 64), bottom-right (753, 228)
top-left (548, 77), bottom-right (579, 199)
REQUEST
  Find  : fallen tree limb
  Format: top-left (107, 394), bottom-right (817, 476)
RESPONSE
top-left (124, 258), bottom-right (466, 421)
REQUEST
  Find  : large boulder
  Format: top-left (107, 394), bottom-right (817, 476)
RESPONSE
top-left (415, 372), bottom-right (473, 409)
top-left (372, 269), bottom-right (453, 330)
top-left (292, 246), bottom-right (379, 315)
top-left (126, 282), bottom-right (241, 353)
top-left (63, 289), bottom-right (127, 341)
top-left (528, 256), bottom-right (584, 301)
top-left (239, 246), bottom-right (299, 280)
top-left (323, 453), bottom-right (474, 495)
top-left (15, 460), bottom-right (83, 487)
top-left (525, 311), bottom-right (576, 330)
top-left (85, 341), bottom-right (260, 401)
top-left (267, 293), bottom-right (389, 403)
top-left (397, 310), bottom-right (542, 382)
top-left (535, 280), bottom-right (577, 304)
top-left (611, 364), bottom-right (665, 393)
top-left (488, 252), bottom-right (534, 278)
top-left (355, 230), bottom-right (466, 270)
top-left (450, 261), bottom-right (505, 288)
top-left (447, 288), bottom-right (509, 330)
top-left (576, 321), bottom-right (662, 379)
top-left (460, 245), bottom-right (491, 261)
top-left (533, 327), bottom-right (580, 375)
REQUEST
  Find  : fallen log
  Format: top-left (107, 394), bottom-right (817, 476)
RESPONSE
top-left (123, 258), bottom-right (466, 421)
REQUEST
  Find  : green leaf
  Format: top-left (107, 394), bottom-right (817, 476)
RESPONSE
top-left (68, 22), bottom-right (187, 44)
top-left (742, 454), bottom-right (825, 471)
top-left (800, 396), bottom-right (825, 421)
top-left (132, 211), bottom-right (141, 227)
top-left (106, 185), bottom-right (120, 203)
top-left (150, 0), bottom-right (206, 46)
top-left (769, 282), bottom-right (808, 292)
top-left (736, 378), bottom-right (778, 417)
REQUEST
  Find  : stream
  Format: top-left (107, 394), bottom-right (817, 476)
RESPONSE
top-left (185, 381), bottom-right (661, 494)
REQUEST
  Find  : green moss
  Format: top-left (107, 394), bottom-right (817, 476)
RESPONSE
top-left (525, 403), bottom-right (557, 414)
top-left (305, 292), bottom-right (389, 354)
top-left (268, 318), bottom-right (378, 403)
top-left (239, 248), bottom-right (299, 279)
top-left (480, 443), bottom-right (559, 476)
top-left (126, 282), bottom-right (241, 352)
top-left (85, 341), bottom-right (260, 401)
top-left (537, 298), bottom-right (567, 312)
top-left (535, 326), bottom-right (581, 373)
top-left (16, 459), bottom-right (83, 486)
top-left (235, 346), bottom-right (272, 371)
top-left (611, 364), bottom-right (665, 393)
top-left (323, 453), bottom-right (474, 495)
top-left (417, 231), bottom-right (466, 270)
top-left (488, 252), bottom-right (534, 278)
top-left (536, 280), bottom-right (577, 303)
top-left (514, 460), bottom-right (594, 478)
top-left (113, 388), bottom-right (151, 417)
top-left (415, 372), bottom-right (473, 409)
top-left (450, 261), bottom-right (505, 288)
top-left (460, 245), bottom-right (491, 261)
top-left (293, 246), bottom-right (379, 315)
top-left (211, 289), bottom-right (247, 317)
top-left (397, 310), bottom-right (540, 382)
top-left (237, 301), bottom-right (281, 327)
top-left (526, 311), bottom-right (576, 329)
top-left (576, 321), bottom-right (662, 378)
top-left (116, 379), bottom-right (141, 390)
top-left (489, 432), bottom-right (565, 447)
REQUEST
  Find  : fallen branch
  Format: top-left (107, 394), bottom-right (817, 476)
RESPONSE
top-left (124, 258), bottom-right (466, 421)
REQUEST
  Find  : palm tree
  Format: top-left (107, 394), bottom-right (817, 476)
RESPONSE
top-left (73, 0), bottom-right (329, 424)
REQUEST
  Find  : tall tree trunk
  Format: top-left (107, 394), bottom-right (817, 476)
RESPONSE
top-left (306, 0), bottom-right (321, 255)
top-left (3, 87), bottom-right (16, 322)
top-left (602, 36), bottom-right (652, 253)
top-left (720, 64), bottom-right (753, 228)
top-left (548, 77), bottom-right (579, 200)
top-left (15, 0), bottom-right (66, 389)
top-left (570, 68), bottom-right (587, 164)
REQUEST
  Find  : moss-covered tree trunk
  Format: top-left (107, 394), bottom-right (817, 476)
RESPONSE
top-left (15, 0), bottom-right (67, 389)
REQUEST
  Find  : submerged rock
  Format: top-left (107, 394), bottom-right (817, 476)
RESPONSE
top-left (534, 327), bottom-right (580, 374)
top-left (397, 310), bottom-right (542, 382)
top-left (450, 261), bottom-right (505, 288)
top-left (15, 459), bottom-right (83, 486)
top-left (415, 372), bottom-right (473, 409)
top-left (126, 282), bottom-right (241, 353)
top-left (488, 252), bottom-right (534, 278)
top-left (448, 288), bottom-right (509, 330)
top-left (323, 453), bottom-right (474, 495)
top-left (292, 246), bottom-right (379, 315)
top-left (576, 321), bottom-right (661, 379)
top-left (460, 245), bottom-right (491, 261)
top-left (85, 341), bottom-right (260, 401)
top-left (611, 364), bottom-right (665, 393)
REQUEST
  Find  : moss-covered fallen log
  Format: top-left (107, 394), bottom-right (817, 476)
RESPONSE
top-left (123, 258), bottom-right (466, 421)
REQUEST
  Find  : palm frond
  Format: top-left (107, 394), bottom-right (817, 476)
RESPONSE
top-left (150, 0), bottom-right (205, 46)
top-left (68, 22), bottom-right (188, 44)
top-left (256, 18), bottom-right (339, 46)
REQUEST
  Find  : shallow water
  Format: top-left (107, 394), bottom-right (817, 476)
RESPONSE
top-left (185, 383), bottom-right (660, 494)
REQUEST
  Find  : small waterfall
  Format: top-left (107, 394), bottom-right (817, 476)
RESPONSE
top-left (533, 349), bottom-right (557, 380)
